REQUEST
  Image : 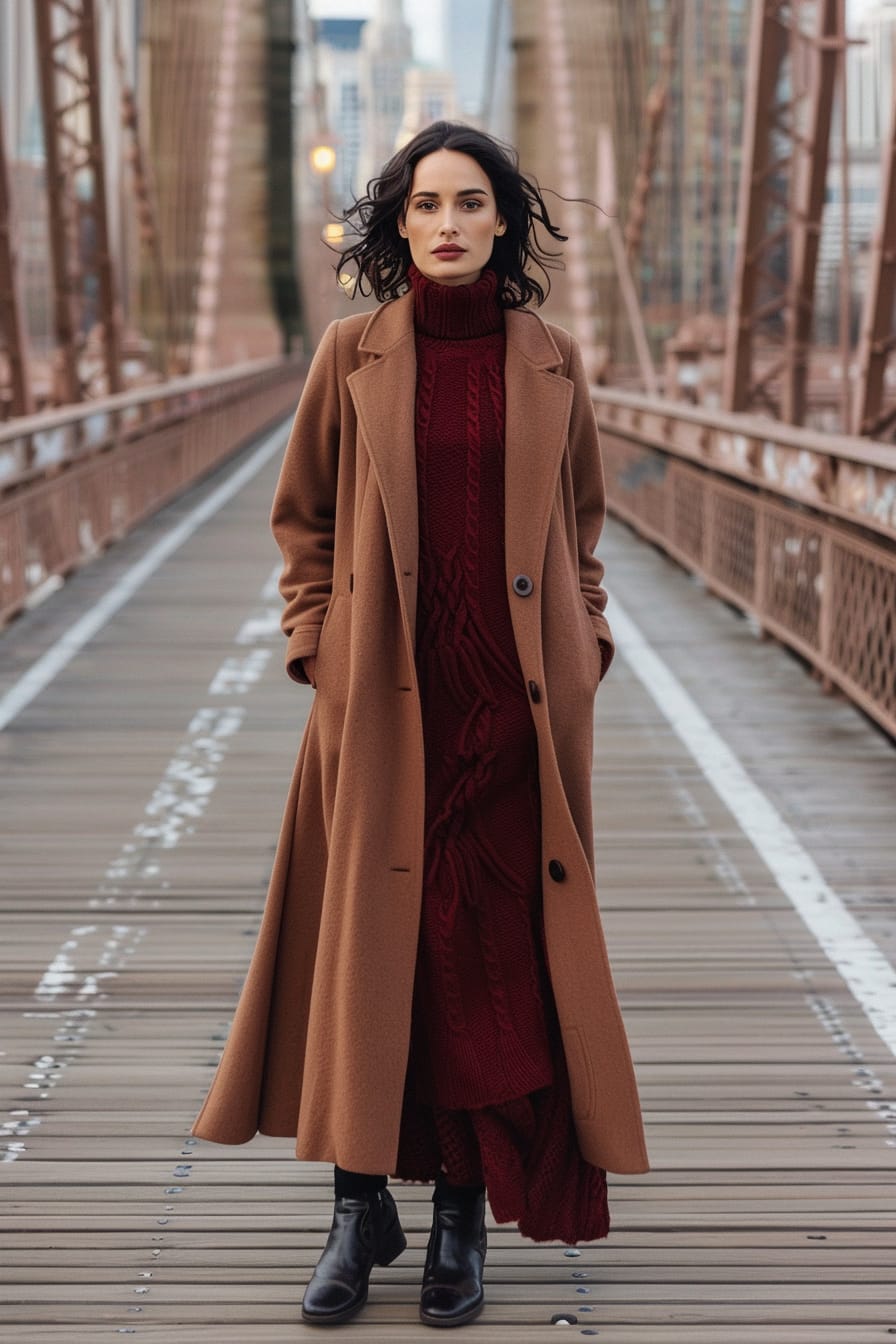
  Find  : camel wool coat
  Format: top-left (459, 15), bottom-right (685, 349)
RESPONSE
top-left (192, 289), bottom-right (649, 1176)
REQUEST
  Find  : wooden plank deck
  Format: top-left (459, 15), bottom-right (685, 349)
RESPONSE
top-left (2, 426), bottom-right (895, 1342)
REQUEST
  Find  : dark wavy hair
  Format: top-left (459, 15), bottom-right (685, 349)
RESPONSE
top-left (336, 121), bottom-right (568, 309)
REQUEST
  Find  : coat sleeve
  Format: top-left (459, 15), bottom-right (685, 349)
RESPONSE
top-left (270, 320), bottom-right (342, 683)
top-left (565, 334), bottom-right (615, 678)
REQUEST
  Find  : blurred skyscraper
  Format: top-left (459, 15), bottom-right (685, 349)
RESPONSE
top-left (848, 0), bottom-right (896, 147)
top-left (442, 0), bottom-right (512, 135)
top-left (358, 0), bottom-right (413, 185)
top-left (444, 0), bottom-right (488, 117)
top-left (396, 67), bottom-right (458, 147)
top-left (316, 18), bottom-right (366, 205)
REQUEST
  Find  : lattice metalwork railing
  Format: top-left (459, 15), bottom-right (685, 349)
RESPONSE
top-left (597, 393), bottom-right (896, 739)
top-left (0, 356), bottom-right (304, 626)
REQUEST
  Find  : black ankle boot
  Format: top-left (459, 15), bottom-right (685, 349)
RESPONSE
top-left (301, 1187), bottom-right (406, 1325)
top-left (419, 1184), bottom-right (487, 1328)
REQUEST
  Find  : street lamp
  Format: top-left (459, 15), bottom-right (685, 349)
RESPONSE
top-left (303, 143), bottom-right (343, 334)
top-left (309, 144), bottom-right (336, 175)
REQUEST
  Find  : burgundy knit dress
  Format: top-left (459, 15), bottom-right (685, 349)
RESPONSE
top-left (394, 265), bottom-right (610, 1245)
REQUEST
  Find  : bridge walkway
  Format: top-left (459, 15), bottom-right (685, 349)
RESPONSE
top-left (1, 420), bottom-right (894, 1342)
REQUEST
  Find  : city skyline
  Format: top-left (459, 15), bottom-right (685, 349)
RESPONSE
top-left (309, 0), bottom-right (444, 65)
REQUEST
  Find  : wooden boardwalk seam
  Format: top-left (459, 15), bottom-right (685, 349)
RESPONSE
top-left (2, 438), bottom-right (895, 1341)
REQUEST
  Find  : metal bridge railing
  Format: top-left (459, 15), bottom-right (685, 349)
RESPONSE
top-left (0, 356), bottom-right (305, 627)
top-left (596, 389), bottom-right (896, 740)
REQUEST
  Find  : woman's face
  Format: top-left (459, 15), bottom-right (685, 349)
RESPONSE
top-left (399, 148), bottom-right (505, 287)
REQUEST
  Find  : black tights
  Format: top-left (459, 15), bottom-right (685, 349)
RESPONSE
top-left (334, 1165), bottom-right (485, 1204)
top-left (333, 1166), bottom-right (387, 1199)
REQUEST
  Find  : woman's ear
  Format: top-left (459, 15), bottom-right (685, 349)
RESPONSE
top-left (495, 218), bottom-right (507, 237)
top-left (398, 215), bottom-right (408, 238)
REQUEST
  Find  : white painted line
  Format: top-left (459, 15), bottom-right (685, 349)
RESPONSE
top-left (610, 596), bottom-right (896, 1058)
top-left (2, 564), bottom-right (286, 1161)
top-left (0, 419), bottom-right (289, 732)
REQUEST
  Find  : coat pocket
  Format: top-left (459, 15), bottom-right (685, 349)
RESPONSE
top-left (314, 594), bottom-right (349, 699)
top-left (576, 597), bottom-right (604, 691)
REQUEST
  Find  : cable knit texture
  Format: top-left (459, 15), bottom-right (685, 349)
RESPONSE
top-left (395, 265), bottom-right (609, 1244)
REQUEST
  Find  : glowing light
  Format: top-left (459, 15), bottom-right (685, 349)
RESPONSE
top-left (309, 144), bottom-right (336, 174)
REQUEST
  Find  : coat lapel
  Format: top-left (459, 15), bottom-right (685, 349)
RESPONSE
top-left (346, 293), bottom-right (575, 653)
top-left (346, 294), bottom-right (420, 645)
top-left (503, 310), bottom-right (574, 591)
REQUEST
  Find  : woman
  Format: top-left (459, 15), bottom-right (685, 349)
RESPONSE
top-left (193, 121), bottom-right (648, 1328)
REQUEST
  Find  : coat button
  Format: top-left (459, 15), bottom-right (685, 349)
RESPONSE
top-left (548, 859), bottom-right (566, 882)
top-left (528, 680), bottom-right (541, 703)
top-left (512, 574), bottom-right (534, 597)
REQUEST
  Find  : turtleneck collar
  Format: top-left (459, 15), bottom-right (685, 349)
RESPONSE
top-left (409, 264), bottom-right (504, 341)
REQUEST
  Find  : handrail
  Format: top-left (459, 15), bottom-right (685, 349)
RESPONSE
top-left (592, 386), bottom-right (896, 544)
top-left (595, 388), bottom-right (896, 740)
top-left (0, 355), bottom-right (294, 443)
top-left (0, 355), bottom-right (304, 495)
top-left (0, 355), bottom-right (304, 626)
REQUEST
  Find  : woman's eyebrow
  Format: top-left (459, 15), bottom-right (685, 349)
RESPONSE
top-left (409, 188), bottom-right (489, 201)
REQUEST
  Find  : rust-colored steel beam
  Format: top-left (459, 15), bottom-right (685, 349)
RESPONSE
top-left (723, 0), bottom-right (787, 414)
top-left (783, 0), bottom-right (839, 424)
top-left (33, 0), bottom-right (123, 401)
top-left (0, 102), bottom-right (33, 417)
top-left (624, 0), bottom-right (681, 268)
top-left (190, 0), bottom-right (243, 374)
top-left (541, 0), bottom-right (601, 376)
top-left (112, 4), bottom-right (171, 374)
top-left (723, 0), bottom-right (844, 423)
top-left (853, 89), bottom-right (896, 439)
top-left (597, 125), bottom-right (658, 395)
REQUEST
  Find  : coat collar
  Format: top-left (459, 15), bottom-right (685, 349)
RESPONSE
top-left (346, 289), bottom-right (574, 653)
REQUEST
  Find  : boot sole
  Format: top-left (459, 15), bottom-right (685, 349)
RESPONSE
top-left (419, 1295), bottom-right (485, 1328)
top-left (301, 1290), bottom-right (368, 1326)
